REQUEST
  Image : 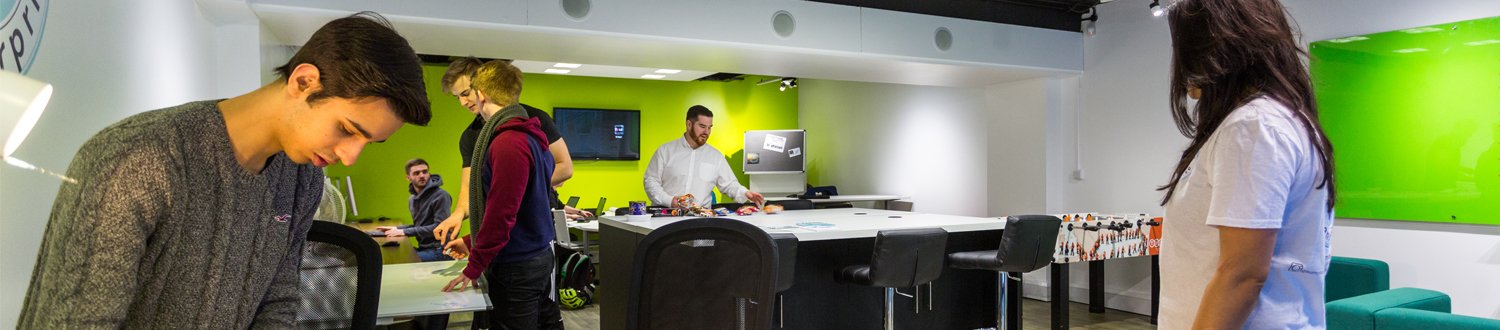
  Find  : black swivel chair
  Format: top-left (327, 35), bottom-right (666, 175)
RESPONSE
top-left (834, 228), bottom-right (950, 330)
top-left (946, 215), bottom-right (1062, 330)
top-left (297, 220), bottom-right (383, 330)
top-left (769, 233), bottom-right (799, 328)
top-left (627, 218), bottom-right (780, 330)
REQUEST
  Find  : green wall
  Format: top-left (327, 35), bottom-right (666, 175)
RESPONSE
top-left (325, 64), bottom-right (799, 225)
top-left (1311, 16), bottom-right (1500, 224)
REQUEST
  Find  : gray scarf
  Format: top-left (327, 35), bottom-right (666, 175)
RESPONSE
top-left (467, 103), bottom-right (530, 235)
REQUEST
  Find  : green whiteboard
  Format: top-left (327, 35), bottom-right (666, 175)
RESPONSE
top-left (1311, 16), bottom-right (1500, 224)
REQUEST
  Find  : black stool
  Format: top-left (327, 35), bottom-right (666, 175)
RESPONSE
top-left (834, 228), bottom-right (949, 330)
top-left (947, 215), bottom-right (1061, 330)
top-left (770, 233), bottom-right (798, 328)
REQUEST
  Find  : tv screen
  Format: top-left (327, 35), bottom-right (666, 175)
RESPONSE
top-left (554, 108), bottom-right (641, 160)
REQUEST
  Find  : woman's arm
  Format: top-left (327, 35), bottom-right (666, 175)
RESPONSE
top-left (1191, 226), bottom-right (1278, 329)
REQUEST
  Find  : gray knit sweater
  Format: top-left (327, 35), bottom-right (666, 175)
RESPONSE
top-left (19, 100), bottom-right (323, 329)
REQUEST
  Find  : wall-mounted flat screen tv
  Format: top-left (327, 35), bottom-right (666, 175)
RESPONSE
top-left (554, 108), bottom-right (641, 160)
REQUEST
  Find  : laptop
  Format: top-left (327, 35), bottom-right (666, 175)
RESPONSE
top-left (580, 197), bottom-right (607, 221)
top-left (565, 196), bottom-right (580, 208)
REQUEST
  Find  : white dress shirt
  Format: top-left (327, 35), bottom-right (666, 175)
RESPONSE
top-left (643, 137), bottom-right (750, 207)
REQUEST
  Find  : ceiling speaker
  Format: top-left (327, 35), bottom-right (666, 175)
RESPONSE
top-left (772, 10), bottom-right (796, 38)
top-left (562, 0), bottom-right (591, 20)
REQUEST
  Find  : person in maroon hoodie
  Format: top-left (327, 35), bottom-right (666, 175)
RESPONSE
top-left (440, 60), bottom-right (564, 330)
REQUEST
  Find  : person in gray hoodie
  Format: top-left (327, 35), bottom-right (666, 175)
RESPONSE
top-left (377, 158), bottom-right (454, 262)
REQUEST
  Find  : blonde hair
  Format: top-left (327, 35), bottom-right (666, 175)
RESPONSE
top-left (471, 60), bottom-right (523, 108)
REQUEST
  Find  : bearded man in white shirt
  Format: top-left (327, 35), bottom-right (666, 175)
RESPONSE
top-left (644, 105), bottom-right (767, 208)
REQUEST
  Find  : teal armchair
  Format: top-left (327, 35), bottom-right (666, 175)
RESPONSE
top-left (1326, 256), bottom-right (1500, 330)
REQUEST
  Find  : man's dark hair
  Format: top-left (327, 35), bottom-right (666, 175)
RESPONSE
top-left (405, 158), bottom-right (429, 174)
top-left (686, 105), bottom-right (714, 121)
top-left (441, 56), bottom-right (484, 94)
top-left (274, 11), bottom-right (431, 126)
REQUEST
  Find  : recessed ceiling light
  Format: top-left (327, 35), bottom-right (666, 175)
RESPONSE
top-left (1327, 36), bottom-right (1370, 43)
top-left (554, 63), bottom-right (582, 68)
top-left (1464, 39), bottom-right (1500, 46)
top-left (1392, 48), bottom-right (1428, 53)
top-left (654, 69), bottom-right (682, 74)
top-left (545, 69), bottom-right (572, 74)
top-left (641, 74), bottom-right (667, 79)
top-left (1399, 27), bottom-right (1443, 34)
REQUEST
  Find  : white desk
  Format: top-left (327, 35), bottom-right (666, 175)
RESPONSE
top-left (599, 207), bottom-right (1004, 241)
top-left (377, 260), bottom-right (491, 324)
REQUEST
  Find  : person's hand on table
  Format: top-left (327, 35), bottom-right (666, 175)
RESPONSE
top-left (671, 194), bottom-right (695, 209)
top-left (444, 238), bottom-right (469, 259)
top-left (442, 274), bottom-right (477, 292)
top-left (563, 205), bottom-right (593, 221)
top-left (433, 215), bottom-right (464, 244)
top-left (374, 226), bottom-right (398, 232)
top-left (745, 191), bottom-right (766, 207)
top-left (384, 229), bottom-right (406, 238)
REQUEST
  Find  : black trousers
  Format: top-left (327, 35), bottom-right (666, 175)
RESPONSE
top-left (482, 250), bottom-right (565, 330)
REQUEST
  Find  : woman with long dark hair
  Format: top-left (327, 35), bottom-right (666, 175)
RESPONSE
top-left (1157, 0), bottom-right (1336, 328)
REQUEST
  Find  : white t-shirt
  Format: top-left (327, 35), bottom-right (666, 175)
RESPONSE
top-left (642, 137), bottom-right (751, 207)
top-left (1160, 97), bottom-right (1335, 330)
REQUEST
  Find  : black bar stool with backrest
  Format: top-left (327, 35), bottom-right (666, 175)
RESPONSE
top-left (834, 228), bottom-right (949, 330)
top-left (946, 215), bottom-right (1062, 330)
top-left (769, 233), bottom-right (799, 328)
top-left (627, 218), bottom-right (779, 330)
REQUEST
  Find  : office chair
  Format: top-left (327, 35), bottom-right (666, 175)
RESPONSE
top-left (946, 215), bottom-right (1061, 330)
top-left (627, 218), bottom-right (779, 330)
top-left (834, 228), bottom-right (949, 330)
top-left (296, 220), bottom-right (383, 330)
top-left (769, 233), bottom-right (799, 328)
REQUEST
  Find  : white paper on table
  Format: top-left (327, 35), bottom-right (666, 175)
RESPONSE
top-left (763, 134), bottom-right (787, 153)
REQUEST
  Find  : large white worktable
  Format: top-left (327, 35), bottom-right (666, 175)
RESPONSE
top-left (596, 208), bottom-right (1009, 330)
top-left (599, 207), bottom-right (1005, 241)
top-left (377, 260), bottom-right (492, 324)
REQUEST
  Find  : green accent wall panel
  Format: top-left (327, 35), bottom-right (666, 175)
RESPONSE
top-left (325, 64), bottom-right (798, 225)
top-left (1311, 16), bottom-right (1500, 224)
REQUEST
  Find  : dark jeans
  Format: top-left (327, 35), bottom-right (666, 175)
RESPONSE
top-left (483, 250), bottom-right (564, 330)
top-left (416, 246), bottom-right (456, 262)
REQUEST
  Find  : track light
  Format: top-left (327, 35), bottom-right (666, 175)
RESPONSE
top-left (1150, 0), bottom-right (1164, 17)
top-left (779, 77), bottom-right (797, 92)
top-left (1082, 9), bottom-right (1098, 37)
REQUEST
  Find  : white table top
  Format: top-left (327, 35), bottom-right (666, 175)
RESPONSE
top-left (567, 219), bottom-right (600, 232)
top-left (599, 208), bottom-right (1004, 241)
top-left (378, 260), bottom-right (491, 320)
top-left (764, 194), bottom-right (907, 204)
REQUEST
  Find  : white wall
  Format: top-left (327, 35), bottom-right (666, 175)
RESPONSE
top-left (800, 79), bottom-right (990, 217)
top-left (1071, 0), bottom-right (1500, 318)
top-left (0, 1), bottom-right (262, 327)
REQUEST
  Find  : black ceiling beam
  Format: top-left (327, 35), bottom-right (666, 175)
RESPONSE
top-left (808, 0), bottom-right (1096, 32)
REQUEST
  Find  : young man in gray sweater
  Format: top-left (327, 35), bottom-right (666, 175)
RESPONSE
top-left (19, 12), bottom-right (430, 329)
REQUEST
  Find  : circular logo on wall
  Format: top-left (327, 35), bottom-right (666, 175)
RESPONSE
top-left (0, 0), bottom-right (48, 74)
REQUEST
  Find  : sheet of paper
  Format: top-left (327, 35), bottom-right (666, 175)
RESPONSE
top-left (763, 134), bottom-right (787, 153)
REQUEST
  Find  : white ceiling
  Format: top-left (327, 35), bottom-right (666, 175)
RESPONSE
top-left (247, 1), bottom-right (1080, 87)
